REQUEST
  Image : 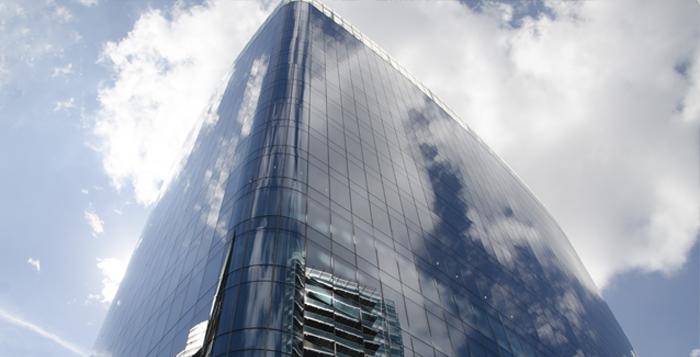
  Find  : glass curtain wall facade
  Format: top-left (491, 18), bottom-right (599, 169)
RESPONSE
top-left (94, 1), bottom-right (635, 357)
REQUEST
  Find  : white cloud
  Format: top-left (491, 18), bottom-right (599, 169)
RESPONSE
top-left (0, 56), bottom-right (8, 85)
top-left (83, 209), bottom-right (104, 237)
top-left (237, 56), bottom-right (268, 137)
top-left (51, 63), bottom-right (72, 77)
top-left (88, 257), bottom-right (126, 305)
top-left (327, 0), bottom-right (700, 289)
top-left (690, 348), bottom-right (700, 357)
top-left (26, 257), bottom-right (40, 272)
top-left (75, 0), bottom-right (98, 7)
top-left (0, 308), bottom-right (88, 356)
top-left (0, 1), bottom-right (73, 87)
top-left (52, 5), bottom-right (72, 23)
top-left (53, 97), bottom-right (75, 111)
top-left (92, 0), bottom-right (271, 205)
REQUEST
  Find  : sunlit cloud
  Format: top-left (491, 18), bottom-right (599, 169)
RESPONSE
top-left (88, 257), bottom-right (125, 305)
top-left (26, 257), bottom-right (40, 272)
top-left (0, 308), bottom-right (88, 356)
top-left (83, 209), bottom-right (104, 237)
top-left (93, 0), bottom-right (271, 205)
top-left (690, 348), bottom-right (700, 357)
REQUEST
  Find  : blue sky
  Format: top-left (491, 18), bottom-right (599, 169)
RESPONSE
top-left (0, 0), bottom-right (697, 356)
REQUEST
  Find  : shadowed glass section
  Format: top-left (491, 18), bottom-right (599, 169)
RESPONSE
top-left (94, 2), bottom-right (635, 357)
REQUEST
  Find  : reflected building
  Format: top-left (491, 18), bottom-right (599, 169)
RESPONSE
top-left (93, 1), bottom-right (636, 356)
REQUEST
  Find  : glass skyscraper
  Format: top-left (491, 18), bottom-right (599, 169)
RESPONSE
top-left (94, 1), bottom-right (636, 356)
